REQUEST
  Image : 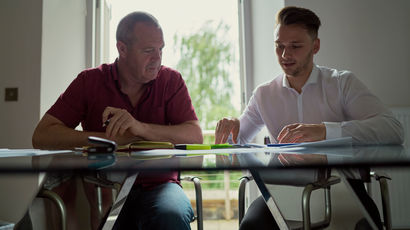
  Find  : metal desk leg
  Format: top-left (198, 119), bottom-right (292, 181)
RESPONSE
top-left (249, 169), bottom-right (289, 230)
top-left (101, 173), bottom-right (138, 230)
top-left (337, 169), bottom-right (378, 230)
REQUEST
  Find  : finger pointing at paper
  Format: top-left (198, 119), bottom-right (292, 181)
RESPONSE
top-left (215, 117), bottom-right (240, 144)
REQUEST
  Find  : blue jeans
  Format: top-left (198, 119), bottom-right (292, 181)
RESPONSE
top-left (113, 182), bottom-right (194, 230)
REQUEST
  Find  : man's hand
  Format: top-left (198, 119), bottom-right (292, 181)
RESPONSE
top-left (215, 118), bottom-right (240, 144)
top-left (102, 106), bottom-right (142, 139)
top-left (278, 153), bottom-right (328, 166)
top-left (277, 123), bottom-right (326, 143)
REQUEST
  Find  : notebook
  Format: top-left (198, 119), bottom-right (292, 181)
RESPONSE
top-left (117, 141), bottom-right (175, 151)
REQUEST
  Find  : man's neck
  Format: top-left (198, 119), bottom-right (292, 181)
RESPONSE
top-left (117, 60), bottom-right (145, 93)
top-left (115, 60), bottom-right (148, 108)
top-left (286, 65), bottom-right (314, 94)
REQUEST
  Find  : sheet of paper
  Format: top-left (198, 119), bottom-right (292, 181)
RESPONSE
top-left (129, 137), bottom-right (353, 157)
top-left (278, 137), bottom-right (352, 148)
top-left (0, 149), bottom-right (72, 158)
top-left (130, 147), bottom-right (268, 157)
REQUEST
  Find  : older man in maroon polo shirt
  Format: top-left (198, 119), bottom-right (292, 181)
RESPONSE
top-left (32, 12), bottom-right (202, 230)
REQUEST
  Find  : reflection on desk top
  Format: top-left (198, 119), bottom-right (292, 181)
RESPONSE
top-left (0, 145), bottom-right (409, 173)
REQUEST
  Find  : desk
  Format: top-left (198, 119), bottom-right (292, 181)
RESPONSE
top-left (1, 145), bottom-right (409, 229)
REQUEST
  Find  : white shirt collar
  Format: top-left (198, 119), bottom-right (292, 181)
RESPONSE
top-left (282, 64), bottom-right (319, 89)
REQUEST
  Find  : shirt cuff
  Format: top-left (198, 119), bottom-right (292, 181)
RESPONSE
top-left (323, 122), bottom-right (342, 139)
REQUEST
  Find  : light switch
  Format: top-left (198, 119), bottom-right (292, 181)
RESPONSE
top-left (5, 88), bottom-right (18, 101)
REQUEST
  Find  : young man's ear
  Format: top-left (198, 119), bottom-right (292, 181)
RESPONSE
top-left (313, 38), bottom-right (320, 54)
top-left (116, 41), bottom-right (127, 58)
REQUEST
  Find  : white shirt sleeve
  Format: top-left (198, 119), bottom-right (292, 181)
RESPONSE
top-left (237, 92), bottom-right (265, 144)
top-left (338, 74), bottom-right (404, 144)
top-left (323, 122), bottom-right (342, 139)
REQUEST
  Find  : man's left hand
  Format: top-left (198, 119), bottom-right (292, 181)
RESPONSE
top-left (277, 123), bottom-right (326, 143)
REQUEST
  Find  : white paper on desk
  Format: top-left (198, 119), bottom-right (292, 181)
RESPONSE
top-left (130, 137), bottom-right (353, 157)
top-left (131, 148), bottom-right (268, 157)
top-left (279, 137), bottom-right (352, 148)
top-left (0, 149), bottom-right (71, 158)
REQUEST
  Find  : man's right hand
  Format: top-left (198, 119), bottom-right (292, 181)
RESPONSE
top-left (214, 118), bottom-right (240, 144)
top-left (102, 106), bottom-right (142, 139)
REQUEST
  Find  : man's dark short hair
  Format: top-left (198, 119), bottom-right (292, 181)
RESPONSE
top-left (276, 6), bottom-right (321, 39)
top-left (116, 11), bottom-right (161, 45)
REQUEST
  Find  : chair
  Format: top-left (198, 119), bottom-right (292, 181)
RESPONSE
top-left (36, 188), bottom-right (67, 230)
top-left (367, 171), bottom-right (392, 230)
top-left (238, 168), bottom-right (341, 230)
top-left (37, 170), bottom-right (203, 230)
top-left (88, 172), bottom-right (204, 230)
top-left (180, 174), bottom-right (204, 230)
top-left (83, 173), bottom-right (122, 220)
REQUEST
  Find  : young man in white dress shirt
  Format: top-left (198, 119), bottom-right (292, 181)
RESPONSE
top-left (215, 6), bottom-right (403, 230)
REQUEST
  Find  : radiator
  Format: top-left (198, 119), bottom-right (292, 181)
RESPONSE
top-left (370, 107), bottom-right (410, 229)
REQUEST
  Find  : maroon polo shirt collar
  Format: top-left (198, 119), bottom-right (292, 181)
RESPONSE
top-left (111, 59), bottom-right (158, 110)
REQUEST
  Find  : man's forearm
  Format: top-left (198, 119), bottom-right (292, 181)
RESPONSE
top-left (139, 121), bottom-right (203, 144)
top-left (32, 123), bottom-right (105, 150)
top-left (342, 114), bottom-right (404, 145)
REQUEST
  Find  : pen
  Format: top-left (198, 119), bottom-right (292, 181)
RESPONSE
top-left (102, 118), bottom-right (111, 127)
top-left (175, 144), bottom-right (211, 150)
top-left (210, 144), bottom-right (234, 149)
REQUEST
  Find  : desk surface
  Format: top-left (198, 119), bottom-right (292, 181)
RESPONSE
top-left (2, 145), bottom-right (408, 229)
top-left (0, 145), bottom-right (409, 173)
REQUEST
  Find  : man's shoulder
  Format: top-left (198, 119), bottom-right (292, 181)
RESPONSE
top-left (158, 65), bottom-right (181, 76)
top-left (74, 63), bottom-right (113, 84)
top-left (156, 66), bottom-right (184, 84)
top-left (254, 74), bottom-right (283, 93)
top-left (317, 65), bottom-right (355, 80)
top-left (82, 63), bottom-right (112, 77)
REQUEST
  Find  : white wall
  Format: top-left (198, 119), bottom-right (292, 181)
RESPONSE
top-left (287, 0), bottom-right (410, 107)
top-left (41, 0), bottom-right (87, 116)
top-left (0, 0), bottom-right (89, 227)
top-left (0, 0), bottom-right (43, 148)
top-left (249, 0), bottom-right (284, 89)
top-left (0, 0), bottom-right (88, 148)
top-left (247, 0), bottom-right (410, 108)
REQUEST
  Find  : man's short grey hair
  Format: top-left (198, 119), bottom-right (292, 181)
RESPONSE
top-left (116, 11), bottom-right (161, 45)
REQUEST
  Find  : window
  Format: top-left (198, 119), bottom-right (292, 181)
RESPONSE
top-left (106, 1), bottom-right (242, 227)
top-left (107, 0), bottom-right (241, 142)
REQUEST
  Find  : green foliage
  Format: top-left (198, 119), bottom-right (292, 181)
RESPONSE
top-left (203, 135), bottom-right (215, 145)
top-left (173, 21), bottom-right (239, 131)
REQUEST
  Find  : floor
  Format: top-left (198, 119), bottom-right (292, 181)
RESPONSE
top-left (190, 219), bottom-right (238, 230)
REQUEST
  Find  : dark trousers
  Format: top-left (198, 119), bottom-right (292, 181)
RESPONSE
top-left (239, 179), bottom-right (382, 230)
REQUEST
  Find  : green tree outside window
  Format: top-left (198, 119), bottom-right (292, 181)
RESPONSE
top-left (173, 21), bottom-right (239, 144)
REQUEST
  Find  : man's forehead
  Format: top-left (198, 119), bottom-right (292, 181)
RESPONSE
top-left (131, 25), bottom-right (163, 44)
top-left (274, 24), bottom-right (311, 43)
top-left (275, 40), bottom-right (305, 44)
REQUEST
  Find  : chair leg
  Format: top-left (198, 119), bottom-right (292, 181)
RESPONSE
top-left (192, 177), bottom-right (203, 230)
top-left (37, 189), bottom-right (67, 230)
top-left (324, 186), bottom-right (332, 224)
top-left (181, 175), bottom-right (203, 230)
top-left (302, 184), bottom-right (314, 230)
top-left (371, 171), bottom-right (392, 230)
top-left (238, 176), bottom-right (250, 225)
top-left (378, 177), bottom-right (392, 230)
top-left (96, 185), bottom-right (103, 220)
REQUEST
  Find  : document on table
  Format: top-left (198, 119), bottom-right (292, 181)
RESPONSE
top-left (0, 149), bottom-right (72, 158)
top-left (268, 137), bottom-right (352, 148)
top-left (131, 147), bottom-right (268, 157)
top-left (266, 137), bottom-right (354, 156)
top-left (130, 137), bottom-right (353, 157)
